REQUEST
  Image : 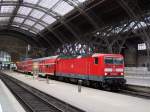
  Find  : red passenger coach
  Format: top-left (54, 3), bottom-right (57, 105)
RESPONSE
top-left (33, 56), bottom-right (58, 76)
top-left (16, 53), bottom-right (126, 89)
top-left (16, 59), bottom-right (33, 73)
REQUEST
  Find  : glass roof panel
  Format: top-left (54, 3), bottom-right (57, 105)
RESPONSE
top-left (18, 6), bottom-right (32, 15)
top-left (34, 24), bottom-right (45, 31)
top-left (42, 15), bottom-right (56, 24)
top-left (53, 1), bottom-right (74, 16)
top-left (1, 6), bottom-right (15, 13)
top-left (13, 17), bottom-right (25, 23)
top-left (0, 17), bottom-right (10, 21)
top-left (24, 19), bottom-right (36, 26)
top-left (78, 0), bottom-right (87, 3)
top-left (30, 9), bottom-right (45, 19)
top-left (67, 0), bottom-right (87, 6)
top-left (23, 0), bottom-right (39, 4)
top-left (3, 0), bottom-right (18, 1)
top-left (39, 0), bottom-right (60, 9)
top-left (0, 0), bottom-right (88, 35)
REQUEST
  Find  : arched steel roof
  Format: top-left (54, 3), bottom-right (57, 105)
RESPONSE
top-left (0, 0), bottom-right (87, 35)
top-left (0, 0), bottom-right (150, 55)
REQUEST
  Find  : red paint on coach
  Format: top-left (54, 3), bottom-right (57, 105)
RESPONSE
top-left (37, 57), bottom-right (57, 75)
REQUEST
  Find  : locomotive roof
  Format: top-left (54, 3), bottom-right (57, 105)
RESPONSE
top-left (92, 53), bottom-right (123, 57)
top-left (59, 53), bottom-right (123, 59)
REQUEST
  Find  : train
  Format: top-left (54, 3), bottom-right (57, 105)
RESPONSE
top-left (16, 53), bottom-right (126, 90)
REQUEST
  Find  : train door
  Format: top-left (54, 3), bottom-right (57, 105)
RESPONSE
top-left (32, 61), bottom-right (39, 76)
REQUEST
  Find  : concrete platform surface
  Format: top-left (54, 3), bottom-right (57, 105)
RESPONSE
top-left (0, 79), bottom-right (26, 112)
top-left (125, 76), bottom-right (150, 87)
top-left (2, 71), bottom-right (150, 112)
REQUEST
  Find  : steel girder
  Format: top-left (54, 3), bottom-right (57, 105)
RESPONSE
top-left (7, 0), bottom-right (23, 28)
top-left (0, 0), bottom-right (64, 46)
top-left (37, 33), bottom-right (57, 50)
top-left (0, 14), bottom-right (56, 49)
top-left (51, 0), bottom-right (106, 41)
top-left (0, 0), bottom-right (150, 56)
top-left (19, 0), bottom-right (44, 29)
top-left (0, 25), bottom-right (44, 48)
top-left (42, 0), bottom-right (107, 43)
top-left (8, 0), bottom-right (79, 42)
top-left (65, 0), bottom-right (100, 29)
top-left (56, 41), bottom-right (94, 55)
top-left (0, 13), bottom-right (48, 26)
top-left (117, 1), bottom-right (149, 39)
top-left (0, 1), bottom-right (60, 18)
top-left (54, 0), bottom-right (150, 55)
top-left (48, 29), bottom-right (65, 44)
top-left (0, 29), bottom-right (39, 47)
top-left (117, 0), bottom-right (150, 56)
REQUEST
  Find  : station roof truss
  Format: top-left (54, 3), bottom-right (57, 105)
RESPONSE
top-left (0, 0), bottom-right (87, 35)
top-left (0, 0), bottom-right (150, 55)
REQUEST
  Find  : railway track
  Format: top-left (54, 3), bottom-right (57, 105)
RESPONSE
top-left (120, 84), bottom-right (150, 99)
top-left (0, 73), bottom-right (85, 112)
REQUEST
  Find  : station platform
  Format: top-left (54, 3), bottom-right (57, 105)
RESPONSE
top-left (125, 75), bottom-right (150, 87)
top-left (0, 79), bottom-right (26, 112)
top-left (2, 71), bottom-right (150, 112)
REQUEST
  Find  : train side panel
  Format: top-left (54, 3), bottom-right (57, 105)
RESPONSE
top-left (55, 56), bottom-right (105, 81)
top-left (37, 57), bottom-right (58, 76)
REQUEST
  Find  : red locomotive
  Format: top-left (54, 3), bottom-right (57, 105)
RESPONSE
top-left (16, 53), bottom-right (126, 89)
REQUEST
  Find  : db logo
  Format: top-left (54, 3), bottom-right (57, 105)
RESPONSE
top-left (71, 64), bottom-right (74, 68)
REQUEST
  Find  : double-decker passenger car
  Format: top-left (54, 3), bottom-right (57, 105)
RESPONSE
top-left (16, 53), bottom-right (126, 89)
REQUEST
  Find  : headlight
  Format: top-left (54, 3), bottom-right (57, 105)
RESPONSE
top-left (121, 73), bottom-right (124, 75)
top-left (105, 73), bottom-right (108, 76)
top-left (116, 68), bottom-right (124, 72)
top-left (104, 68), bottom-right (112, 72)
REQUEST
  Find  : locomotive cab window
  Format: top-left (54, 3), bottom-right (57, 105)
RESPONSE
top-left (94, 57), bottom-right (99, 64)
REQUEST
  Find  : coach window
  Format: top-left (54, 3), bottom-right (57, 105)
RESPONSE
top-left (94, 57), bottom-right (99, 64)
top-left (45, 65), bottom-right (51, 68)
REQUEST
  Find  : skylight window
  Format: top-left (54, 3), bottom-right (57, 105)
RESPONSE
top-left (39, 0), bottom-right (60, 9)
top-left (53, 1), bottom-right (74, 16)
top-left (30, 9), bottom-right (45, 19)
top-left (3, 0), bottom-right (18, 1)
top-left (1, 6), bottom-right (15, 13)
top-left (42, 15), bottom-right (56, 24)
top-left (14, 17), bottom-right (24, 23)
top-left (18, 6), bottom-right (32, 15)
top-left (34, 24), bottom-right (45, 31)
top-left (0, 0), bottom-right (88, 35)
top-left (23, 0), bottom-right (39, 4)
top-left (0, 17), bottom-right (10, 21)
top-left (78, 0), bottom-right (87, 3)
top-left (24, 19), bottom-right (36, 26)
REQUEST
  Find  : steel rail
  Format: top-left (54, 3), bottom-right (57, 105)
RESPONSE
top-left (0, 73), bottom-right (85, 112)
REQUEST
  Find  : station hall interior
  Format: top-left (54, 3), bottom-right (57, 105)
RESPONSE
top-left (0, 0), bottom-right (150, 112)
